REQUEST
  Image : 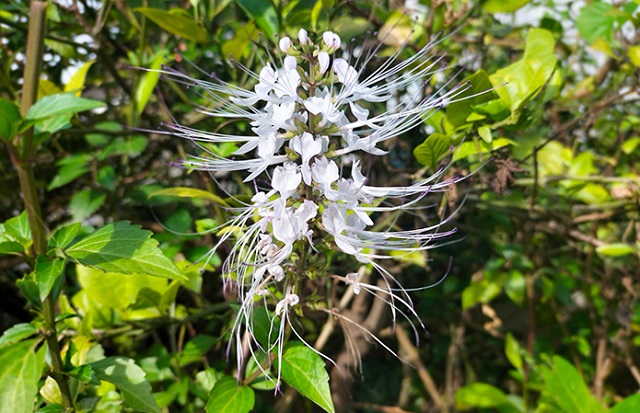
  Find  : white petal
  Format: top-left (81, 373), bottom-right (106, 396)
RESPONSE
top-left (318, 51), bottom-right (330, 75)
top-left (279, 37), bottom-right (291, 52)
top-left (298, 28), bottom-right (308, 44)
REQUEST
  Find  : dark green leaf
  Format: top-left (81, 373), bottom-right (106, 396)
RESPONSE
top-left (205, 375), bottom-right (255, 413)
top-left (99, 136), bottom-right (148, 160)
top-left (97, 166), bottom-right (116, 191)
top-left (179, 335), bottom-right (218, 367)
top-left (34, 255), bottom-right (65, 300)
top-left (0, 97), bottom-right (21, 141)
top-left (68, 365), bottom-right (100, 385)
top-left (0, 340), bottom-right (44, 413)
top-left (279, 343), bottom-right (334, 413)
top-left (251, 306), bottom-right (281, 350)
top-left (234, 0), bottom-right (279, 40)
top-left (135, 8), bottom-right (208, 43)
top-left (413, 133), bottom-right (451, 169)
top-left (16, 272), bottom-right (41, 309)
top-left (0, 323), bottom-right (37, 348)
top-left (66, 221), bottom-right (185, 279)
top-left (89, 357), bottom-right (160, 413)
top-left (0, 241), bottom-right (25, 255)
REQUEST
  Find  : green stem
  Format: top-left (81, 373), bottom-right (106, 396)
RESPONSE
top-left (14, 2), bottom-right (75, 410)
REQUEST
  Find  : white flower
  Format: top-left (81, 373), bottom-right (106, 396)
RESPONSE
top-left (159, 27), bottom-right (475, 388)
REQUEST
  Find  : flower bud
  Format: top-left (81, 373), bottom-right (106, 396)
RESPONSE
top-left (298, 28), bottom-right (308, 44)
top-left (322, 31), bottom-right (341, 49)
top-left (318, 51), bottom-right (330, 75)
top-left (279, 36), bottom-right (292, 52)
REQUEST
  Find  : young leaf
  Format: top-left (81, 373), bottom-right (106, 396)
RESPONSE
top-left (5, 211), bottom-right (32, 249)
top-left (0, 339), bottom-right (44, 413)
top-left (34, 255), bottom-right (65, 300)
top-left (611, 394), bottom-right (640, 413)
top-left (413, 133), bottom-right (451, 169)
top-left (205, 375), bottom-right (255, 413)
top-left (64, 60), bottom-right (95, 96)
top-left (65, 221), bottom-right (185, 280)
top-left (89, 357), bottom-right (160, 413)
top-left (135, 8), bottom-right (208, 43)
top-left (504, 333), bottom-right (523, 370)
top-left (136, 52), bottom-right (167, 115)
top-left (48, 222), bottom-right (82, 250)
top-left (0, 323), bottom-right (37, 348)
top-left (595, 243), bottom-right (635, 257)
top-left (455, 382), bottom-right (509, 409)
top-left (149, 187), bottom-right (230, 207)
top-left (279, 343), bottom-right (334, 413)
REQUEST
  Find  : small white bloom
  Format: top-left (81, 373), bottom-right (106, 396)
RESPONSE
top-left (322, 31), bottom-right (341, 49)
top-left (318, 51), bottom-right (330, 75)
top-left (275, 293), bottom-right (299, 316)
top-left (271, 162), bottom-right (301, 199)
top-left (298, 28), bottom-right (308, 44)
top-left (279, 36), bottom-right (292, 52)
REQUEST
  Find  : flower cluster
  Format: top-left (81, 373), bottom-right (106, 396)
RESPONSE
top-left (163, 29), bottom-right (469, 386)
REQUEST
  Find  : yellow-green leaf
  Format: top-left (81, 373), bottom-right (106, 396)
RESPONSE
top-left (64, 60), bottom-right (95, 96)
top-left (135, 8), bottom-right (208, 43)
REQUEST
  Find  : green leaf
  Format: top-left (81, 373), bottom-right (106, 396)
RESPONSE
top-left (489, 29), bottom-right (557, 122)
top-left (576, 2), bottom-right (615, 45)
top-left (0, 97), bottom-right (21, 141)
top-left (25, 93), bottom-right (105, 134)
top-left (65, 221), bottom-right (185, 280)
top-left (47, 154), bottom-right (92, 190)
top-left (482, 0), bottom-right (531, 13)
top-left (178, 335), bottom-right (217, 367)
top-left (48, 222), bottom-right (81, 250)
top-left (251, 306), bottom-right (281, 350)
top-left (206, 375), bottom-right (255, 413)
top-left (150, 187), bottom-right (230, 207)
top-left (69, 189), bottom-right (107, 222)
top-left (504, 333), bottom-right (523, 370)
top-left (0, 339), bottom-right (45, 413)
top-left (35, 255), bottom-right (65, 300)
top-left (221, 22), bottom-right (259, 60)
top-left (478, 126), bottom-right (492, 143)
top-left (462, 276), bottom-right (502, 309)
top-left (68, 365), bottom-right (100, 385)
top-left (76, 265), bottom-right (168, 311)
top-left (279, 343), bottom-right (334, 413)
top-left (0, 240), bottom-right (24, 255)
top-left (446, 70), bottom-right (496, 128)
top-left (596, 243), bottom-right (635, 257)
top-left (89, 357), bottom-right (160, 413)
top-left (234, 0), bottom-right (280, 40)
top-left (136, 52), bottom-right (167, 115)
top-left (611, 394), bottom-right (640, 413)
top-left (64, 60), bottom-right (94, 96)
top-left (135, 8), bottom-right (208, 43)
top-left (16, 272), bottom-right (41, 309)
top-left (541, 356), bottom-right (605, 413)
top-left (0, 323), bottom-right (37, 348)
top-left (413, 133), bottom-right (451, 169)
top-left (452, 138), bottom-right (514, 162)
top-left (455, 382), bottom-right (508, 409)
top-left (5, 212), bottom-right (32, 249)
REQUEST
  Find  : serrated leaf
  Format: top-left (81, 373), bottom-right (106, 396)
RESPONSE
top-left (0, 339), bottom-right (44, 413)
top-left (576, 2), bottom-right (615, 45)
top-left (64, 60), bottom-right (94, 96)
top-left (234, 0), bottom-right (279, 40)
top-left (48, 222), bottom-right (81, 250)
top-left (35, 256), bottom-right (65, 300)
top-left (413, 133), bottom-right (451, 169)
top-left (279, 343), bottom-right (334, 413)
top-left (135, 8), bottom-right (208, 43)
top-left (65, 221), bottom-right (185, 280)
top-left (89, 357), bottom-right (160, 413)
top-left (149, 187), bottom-right (230, 207)
top-left (205, 375), bottom-right (255, 413)
top-left (0, 323), bottom-right (37, 348)
top-left (596, 243), bottom-right (635, 257)
top-left (5, 212), bottom-right (32, 249)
